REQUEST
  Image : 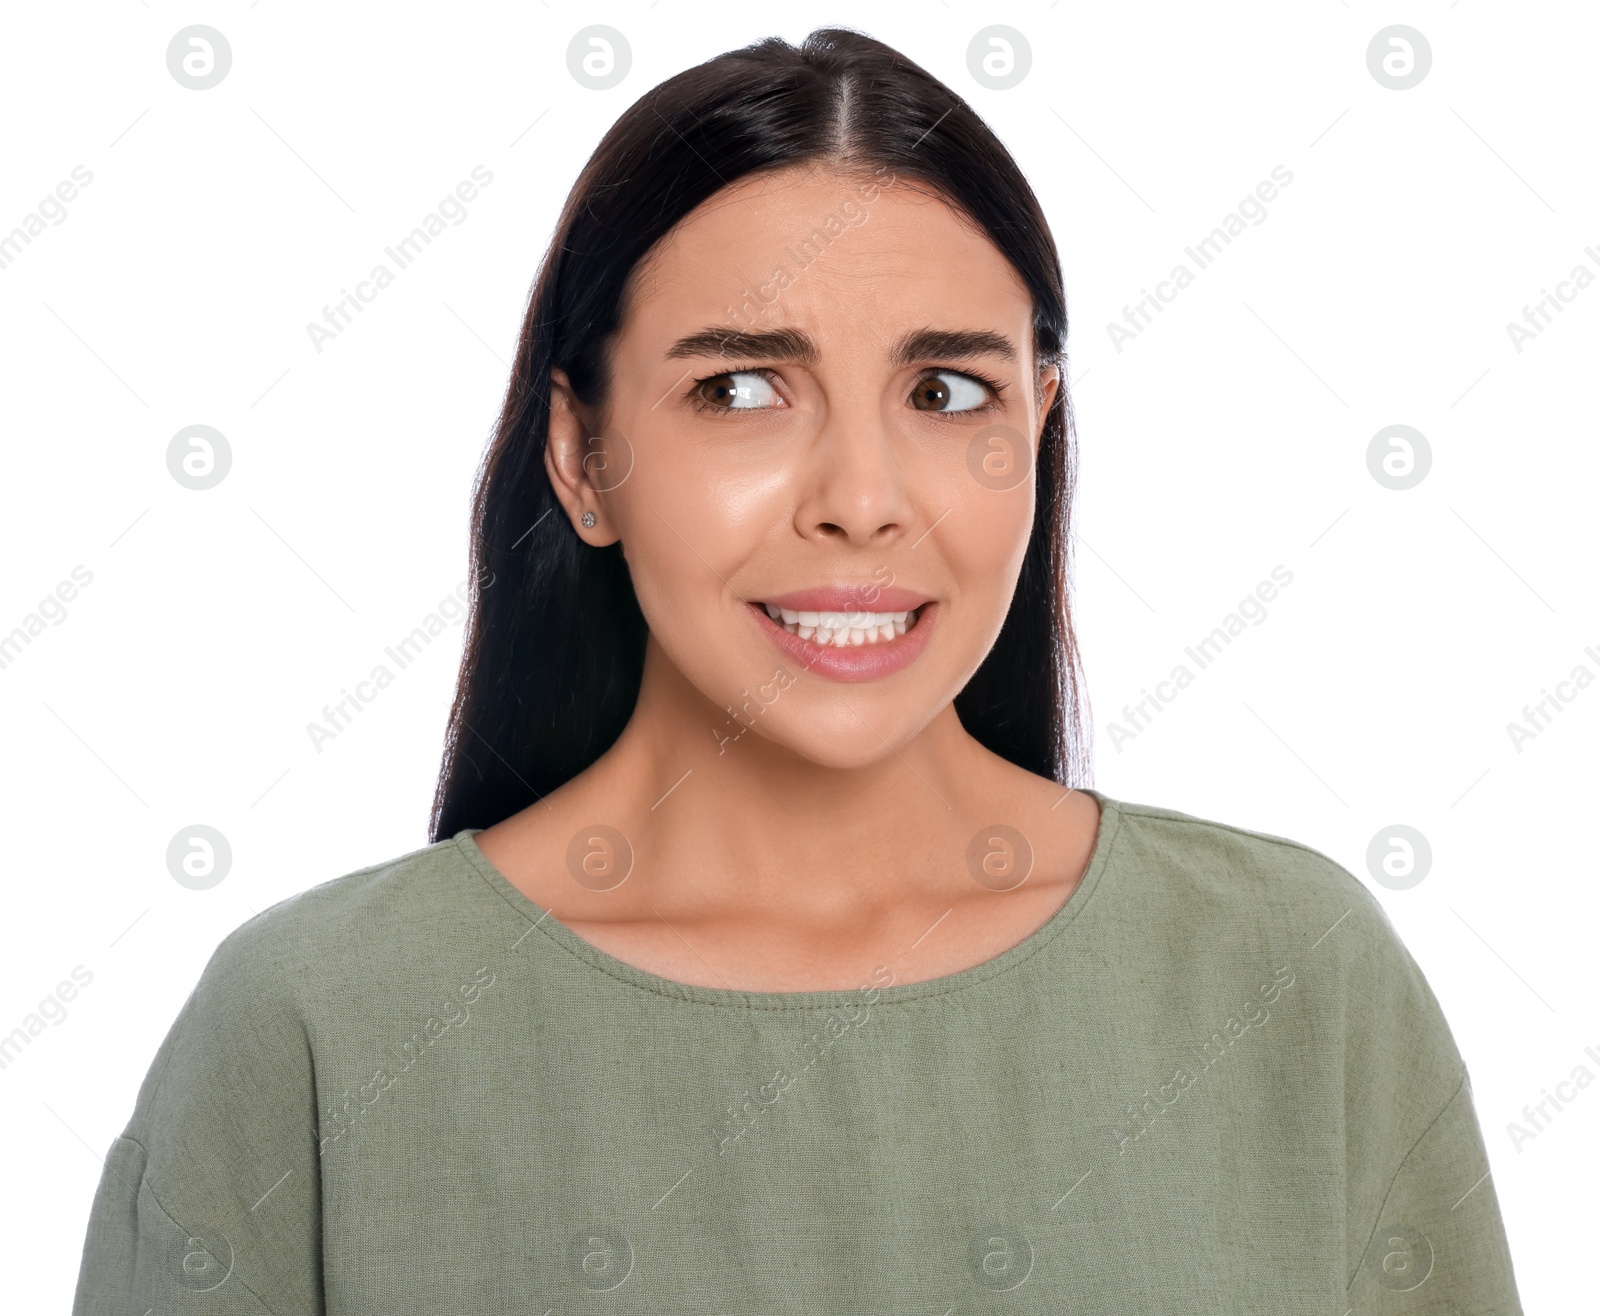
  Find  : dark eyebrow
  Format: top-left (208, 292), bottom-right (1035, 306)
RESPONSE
top-left (892, 327), bottom-right (1016, 367)
top-left (663, 325), bottom-right (1017, 367)
top-left (664, 326), bottom-right (818, 365)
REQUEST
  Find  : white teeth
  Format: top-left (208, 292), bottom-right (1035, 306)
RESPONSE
top-left (757, 602), bottom-right (923, 646)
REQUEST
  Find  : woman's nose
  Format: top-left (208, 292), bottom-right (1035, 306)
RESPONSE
top-left (792, 404), bottom-right (918, 545)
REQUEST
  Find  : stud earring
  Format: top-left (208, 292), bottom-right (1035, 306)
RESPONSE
top-left (580, 511), bottom-right (596, 528)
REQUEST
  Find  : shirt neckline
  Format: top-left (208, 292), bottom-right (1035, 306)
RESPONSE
top-left (450, 788), bottom-right (1124, 1011)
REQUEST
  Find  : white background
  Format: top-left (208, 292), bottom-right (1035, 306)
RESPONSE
top-left (1, 2), bottom-right (1594, 1309)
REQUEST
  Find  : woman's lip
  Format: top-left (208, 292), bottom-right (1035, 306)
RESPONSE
top-left (744, 599), bottom-right (937, 683)
top-left (754, 586), bottom-right (932, 613)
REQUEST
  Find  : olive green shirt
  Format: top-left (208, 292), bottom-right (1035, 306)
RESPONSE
top-left (72, 791), bottom-right (1524, 1312)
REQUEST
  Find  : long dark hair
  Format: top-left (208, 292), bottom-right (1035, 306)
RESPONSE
top-left (429, 26), bottom-right (1091, 842)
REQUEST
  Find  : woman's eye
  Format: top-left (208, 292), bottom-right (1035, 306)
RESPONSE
top-left (692, 369), bottom-right (781, 410)
top-left (910, 371), bottom-right (992, 413)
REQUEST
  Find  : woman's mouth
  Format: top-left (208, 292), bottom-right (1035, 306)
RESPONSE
top-left (743, 598), bottom-right (938, 681)
top-left (755, 602), bottom-right (923, 647)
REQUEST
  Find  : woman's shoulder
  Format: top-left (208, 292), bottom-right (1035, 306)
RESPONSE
top-left (1105, 791), bottom-right (1385, 918)
top-left (1102, 791), bottom-right (1468, 1108)
top-left (174, 832), bottom-right (493, 1030)
top-left (236, 830), bottom-right (467, 937)
top-left (1101, 792), bottom-right (1448, 1017)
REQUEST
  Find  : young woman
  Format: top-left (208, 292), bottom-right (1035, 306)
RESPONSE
top-left (74, 28), bottom-right (1523, 1314)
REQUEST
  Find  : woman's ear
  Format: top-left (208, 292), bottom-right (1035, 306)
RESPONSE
top-left (545, 367), bottom-right (614, 543)
top-left (1035, 362), bottom-right (1062, 438)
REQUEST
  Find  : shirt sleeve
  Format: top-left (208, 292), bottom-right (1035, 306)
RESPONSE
top-left (1345, 1070), bottom-right (1523, 1312)
top-left (71, 915), bottom-right (325, 1315)
top-left (1337, 886), bottom-right (1524, 1312)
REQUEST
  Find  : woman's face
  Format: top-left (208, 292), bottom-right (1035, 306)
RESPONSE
top-left (548, 161), bottom-right (1059, 767)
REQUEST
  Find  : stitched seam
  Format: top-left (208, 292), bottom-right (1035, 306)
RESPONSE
top-left (455, 796), bottom-right (1126, 1013)
top-left (90, 1136), bottom-right (292, 1315)
top-left (91, 1132), bottom-right (151, 1221)
top-left (135, 1152), bottom-right (287, 1315)
top-left (465, 828), bottom-right (1113, 1011)
top-left (1344, 1067), bottom-right (1469, 1292)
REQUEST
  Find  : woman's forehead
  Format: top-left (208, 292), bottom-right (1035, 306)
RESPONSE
top-left (618, 166), bottom-right (1033, 357)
